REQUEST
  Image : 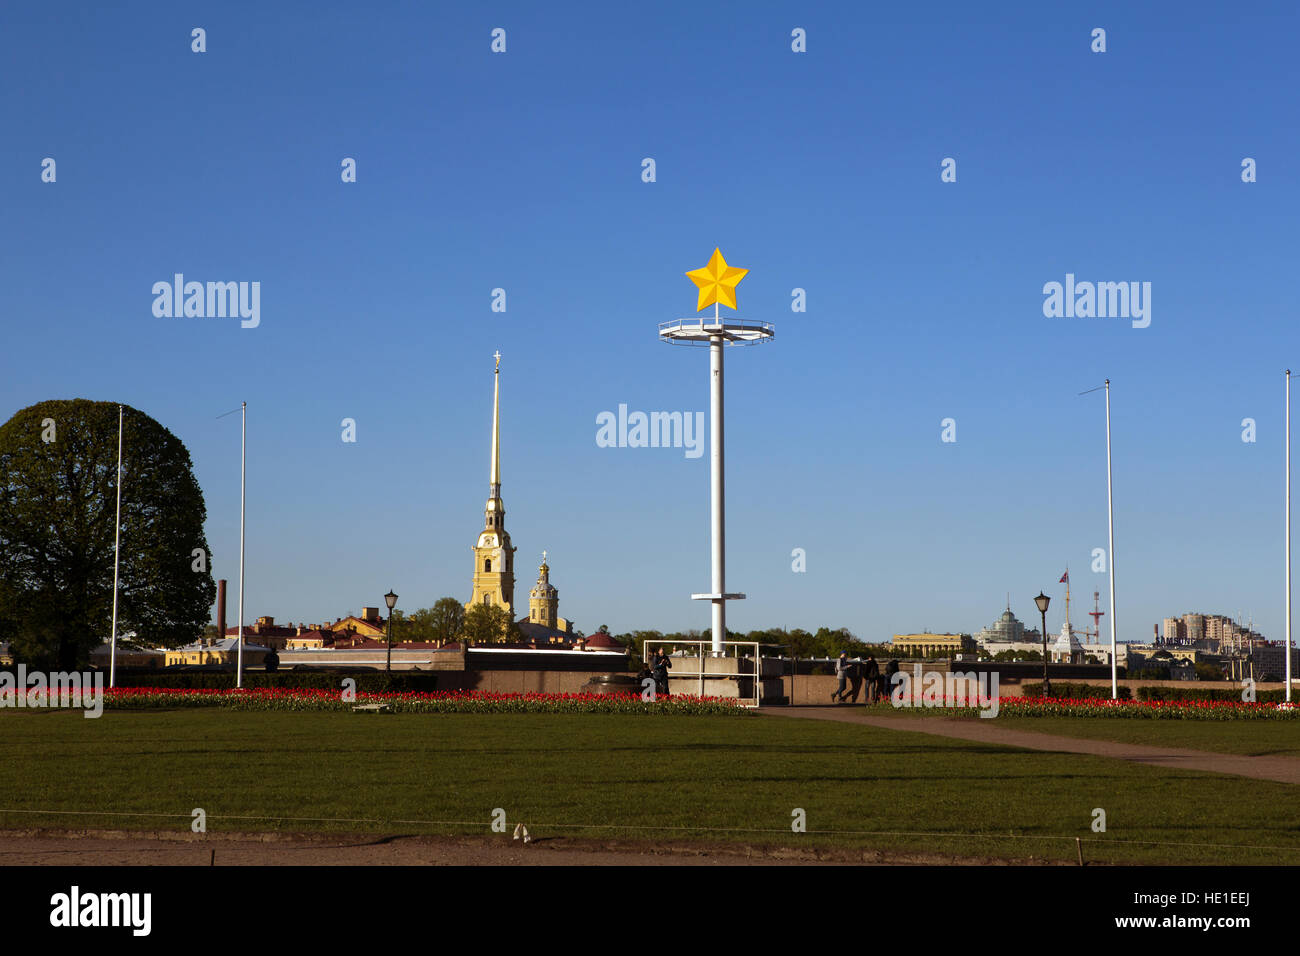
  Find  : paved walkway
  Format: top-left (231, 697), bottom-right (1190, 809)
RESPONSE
top-left (760, 706), bottom-right (1300, 785)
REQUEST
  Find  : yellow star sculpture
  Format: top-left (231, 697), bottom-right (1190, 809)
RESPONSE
top-left (686, 248), bottom-right (748, 312)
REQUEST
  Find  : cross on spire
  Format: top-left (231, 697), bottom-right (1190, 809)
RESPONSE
top-left (494, 350), bottom-right (501, 369)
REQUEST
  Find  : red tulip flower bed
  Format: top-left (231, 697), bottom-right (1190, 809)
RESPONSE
top-left (101, 687), bottom-right (749, 716)
top-left (955, 696), bottom-right (1300, 720)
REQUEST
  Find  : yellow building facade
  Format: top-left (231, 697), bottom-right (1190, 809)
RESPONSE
top-left (164, 638), bottom-right (268, 667)
top-left (891, 632), bottom-right (975, 656)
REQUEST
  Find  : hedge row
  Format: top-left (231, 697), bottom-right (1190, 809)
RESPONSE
top-left (1017, 682), bottom-right (1276, 704)
top-left (1135, 685), bottom-right (1284, 703)
top-left (1020, 682), bottom-right (1132, 700)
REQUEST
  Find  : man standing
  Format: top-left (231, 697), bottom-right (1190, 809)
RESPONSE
top-left (883, 659), bottom-right (900, 701)
top-left (864, 654), bottom-right (880, 703)
top-left (651, 647), bottom-right (672, 698)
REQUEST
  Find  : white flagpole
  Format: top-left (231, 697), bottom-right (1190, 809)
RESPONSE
top-left (109, 405), bottom-right (124, 689)
top-left (237, 401), bottom-right (246, 689)
top-left (1287, 371), bottom-right (1292, 703)
top-left (1105, 380), bottom-right (1117, 701)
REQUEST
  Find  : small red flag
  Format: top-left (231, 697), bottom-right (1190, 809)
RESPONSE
top-left (1059, 570), bottom-right (1069, 583)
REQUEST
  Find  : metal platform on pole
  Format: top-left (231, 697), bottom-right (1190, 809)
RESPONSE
top-left (660, 249), bottom-right (775, 656)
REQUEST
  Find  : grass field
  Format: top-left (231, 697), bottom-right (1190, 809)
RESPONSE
top-left (3, 708), bottom-right (1299, 865)
top-left (868, 708), bottom-right (1300, 758)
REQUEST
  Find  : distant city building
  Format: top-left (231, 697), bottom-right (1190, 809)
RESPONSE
top-left (892, 633), bottom-right (974, 656)
top-left (1157, 612), bottom-right (1263, 653)
top-left (166, 637), bottom-right (270, 668)
top-left (1051, 623), bottom-right (1086, 664)
top-left (974, 605), bottom-right (1027, 645)
top-left (219, 613), bottom-right (387, 650)
top-left (286, 629), bottom-right (334, 650)
top-left (323, 610), bottom-right (388, 640)
top-left (1126, 644), bottom-right (1198, 679)
top-left (89, 643), bottom-right (165, 669)
top-left (1247, 645), bottom-right (1300, 682)
top-left (978, 639), bottom-right (1047, 659)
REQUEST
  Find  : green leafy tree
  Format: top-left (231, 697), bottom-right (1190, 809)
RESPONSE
top-left (387, 607), bottom-right (408, 635)
top-left (618, 629), bottom-right (662, 670)
top-left (429, 597), bottom-right (465, 644)
top-left (407, 606), bottom-right (439, 643)
top-left (387, 608), bottom-right (416, 643)
top-left (0, 400), bottom-right (216, 669)
top-left (1194, 660), bottom-right (1225, 681)
top-left (461, 602), bottom-right (511, 644)
top-left (781, 628), bottom-right (817, 657)
top-left (389, 607), bottom-right (440, 644)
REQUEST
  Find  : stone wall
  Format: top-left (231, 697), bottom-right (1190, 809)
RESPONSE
top-left (437, 669), bottom-right (619, 695)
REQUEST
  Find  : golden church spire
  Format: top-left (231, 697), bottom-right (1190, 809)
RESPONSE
top-left (468, 351), bottom-right (516, 619)
top-left (490, 350), bottom-right (501, 498)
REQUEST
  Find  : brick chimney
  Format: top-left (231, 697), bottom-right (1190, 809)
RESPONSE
top-left (217, 579), bottom-right (227, 640)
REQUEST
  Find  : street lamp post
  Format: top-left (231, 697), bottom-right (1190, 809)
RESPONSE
top-left (1035, 592), bottom-right (1052, 697)
top-left (384, 590), bottom-right (398, 676)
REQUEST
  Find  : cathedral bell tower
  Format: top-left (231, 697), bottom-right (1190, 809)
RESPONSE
top-left (529, 552), bottom-right (559, 629)
top-left (468, 352), bottom-right (516, 615)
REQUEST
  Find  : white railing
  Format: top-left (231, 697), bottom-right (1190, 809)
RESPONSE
top-left (642, 640), bottom-right (764, 708)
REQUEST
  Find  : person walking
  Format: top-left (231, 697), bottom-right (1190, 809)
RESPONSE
top-left (847, 656), bottom-right (864, 703)
top-left (832, 651), bottom-right (849, 703)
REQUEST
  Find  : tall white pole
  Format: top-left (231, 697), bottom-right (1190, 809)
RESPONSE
top-left (237, 401), bottom-right (246, 688)
top-left (710, 303), bottom-right (725, 657)
top-left (1105, 380), bottom-right (1117, 700)
top-left (109, 405), bottom-right (124, 689)
top-left (1287, 371), bottom-right (1292, 703)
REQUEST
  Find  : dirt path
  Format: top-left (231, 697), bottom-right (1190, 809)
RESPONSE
top-left (0, 829), bottom-right (1048, 866)
top-left (763, 706), bottom-right (1300, 785)
top-left (0, 831), bottom-right (793, 866)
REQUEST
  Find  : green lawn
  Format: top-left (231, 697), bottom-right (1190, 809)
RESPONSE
top-left (3, 709), bottom-right (1299, 865)
top-left (866, 707), bottom-right (1300, 758)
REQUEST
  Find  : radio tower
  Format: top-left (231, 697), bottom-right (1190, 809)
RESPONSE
top-left (1089, 590), bottom-right (1105, 646)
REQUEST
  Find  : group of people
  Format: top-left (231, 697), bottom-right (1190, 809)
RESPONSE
top-left (832, 651), bottom-right (898, 704)
top-left (639, 647), bottom-right (894, 704)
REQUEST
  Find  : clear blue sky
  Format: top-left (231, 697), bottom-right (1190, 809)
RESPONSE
top-left (3, 1), bottom-right (1297, 644)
